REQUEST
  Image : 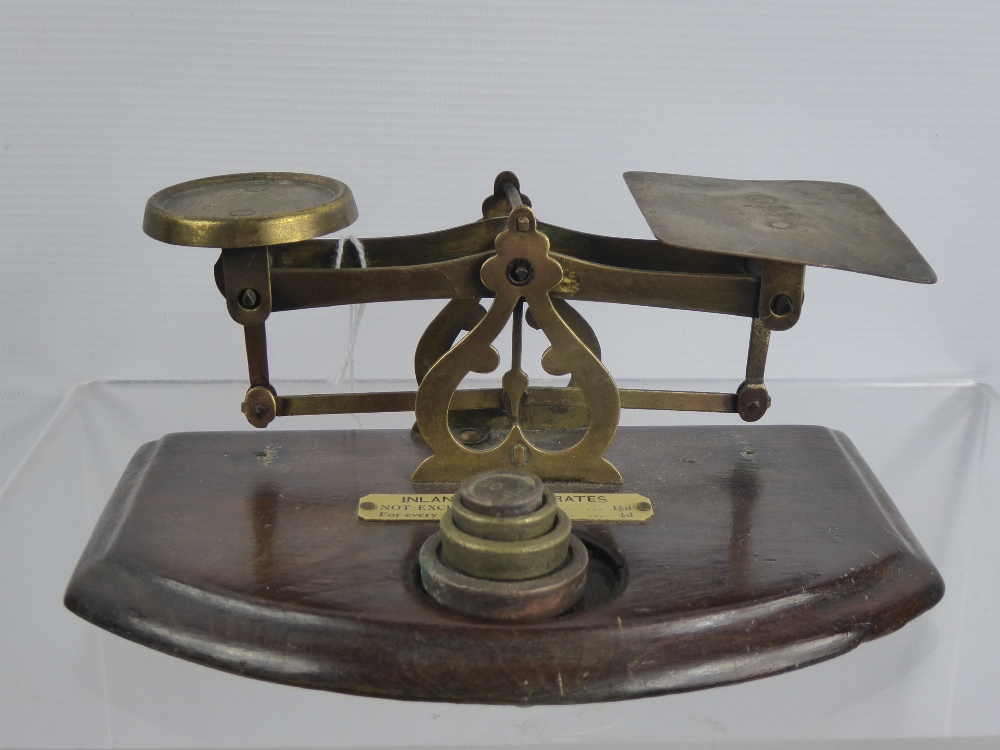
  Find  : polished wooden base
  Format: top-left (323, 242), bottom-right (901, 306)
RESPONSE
top-left (64, 426), bottom-right (943, 704)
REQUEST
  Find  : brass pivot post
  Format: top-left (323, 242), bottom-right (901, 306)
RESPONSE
top-left (419, 469), bottom-right (589, 621)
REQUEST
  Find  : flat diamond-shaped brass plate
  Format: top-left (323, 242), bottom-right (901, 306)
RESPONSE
top-left (625, 171), bottom-right (935, 283)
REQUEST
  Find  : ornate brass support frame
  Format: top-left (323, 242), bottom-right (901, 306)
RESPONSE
top-left (142, 169), bottom-right (935, 485)
top-left (412, 205), bottom-right (621, 483)
top-left (227, 205), bottom-right (806, 482)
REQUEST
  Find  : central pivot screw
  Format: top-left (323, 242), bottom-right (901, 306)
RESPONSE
top-left (516, 215), bottom-right (531, 232)
top-left (506, 258), bottom-right (534, 286)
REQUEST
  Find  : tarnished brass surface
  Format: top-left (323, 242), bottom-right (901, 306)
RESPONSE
top-left (440, 507), bottom-right (572, 581)
top-left (744, 318), bottom-right (771, 384)
top-left (140, 169), bottom-right (937, 482)
top-left (419, 533), bottom-right (589, 621)
top-left (412, 206), bottom-right (622, 484)
top-left (242, 385), bottom-right (277, 428)
top-left (460, 470), bottom-right (545, 517)
top-left (419, 298), bottom-right (599, 392)
top-left (543, 299), bottom-right (601, 361)
top-left (421, 468), bottom-right (588, 616)
top-left (439, 470), bottom-right (573, 580)
top-left (278, 390), bottom-right (419, 416)
top-left (144, 173), bottom-right (358, 248)
top-left (269, 253), bottom-right (491, 311)
top-left (265, 249), bottom-right (760, 316)
top-left (482, 171), bottom-right (532, 219)
top-left (620, 389), bottom-right (737, 412)
top-left (222, 246), bottom-right (271, 326)
top-left (266, 218), bottom-right (751, 275)
top-left (736, 382), bottom-right (771, 423)
top-left (415, 297), bottom-right (597, 433)
top-left (273, 387), bottom-right (738, 417)
top-left (243, 324), bottom-right (270, 388)
top-left (414, 299), bottom-right (487, 385)
top-left (557, 255), bottom-right (759, 316)
top-left (757, 260), bottom-right (805, 331)
top-left (624, 171), bottom-right (937, 283)
top-left (355, 492), bottom-right (655, 523)
top-left (451, 488), bottom-right (558, 542)
top-left (737, 318), bottom-right (772, 421)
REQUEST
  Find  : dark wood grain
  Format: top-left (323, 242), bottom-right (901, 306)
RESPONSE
top-left (64, 426), bottom-right (943, 704)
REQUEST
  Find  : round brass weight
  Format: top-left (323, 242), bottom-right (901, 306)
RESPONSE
top-left (419, 534), bottom-right (589, 622)
top-left (143, 172), bottom-right (358, 248)
top-left (419, 469), bottom-right (589, 621)
top-left (439, 505), bottom-right (571, 581)
top-left (450, 486), bottom-right (557, 542)
top-left (460, 470), bottom-right (544, 517)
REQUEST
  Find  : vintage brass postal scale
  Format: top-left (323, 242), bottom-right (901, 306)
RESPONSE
top-left (65, 170), bottom-right (943, 703)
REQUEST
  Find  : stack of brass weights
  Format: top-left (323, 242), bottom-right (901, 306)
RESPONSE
top-left (419, 469), bottom-right (589, 620)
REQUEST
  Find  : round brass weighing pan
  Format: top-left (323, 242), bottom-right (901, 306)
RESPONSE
top-left (143, 172), bottom-right (358, 248)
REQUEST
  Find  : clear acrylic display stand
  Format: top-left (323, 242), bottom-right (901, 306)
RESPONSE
top-left (1, 378), bottom-right (997, 749)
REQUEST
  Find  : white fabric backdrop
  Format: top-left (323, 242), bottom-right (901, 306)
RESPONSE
top-left (1, 0), bottom-right (998, 483)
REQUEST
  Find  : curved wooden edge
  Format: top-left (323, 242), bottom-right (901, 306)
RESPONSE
top-left (64, 427), bottom-right (945, 705)
top-left (64, 543), bottom-right (942, 704)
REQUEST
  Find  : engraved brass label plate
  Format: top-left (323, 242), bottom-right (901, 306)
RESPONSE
top-left (358, 493), bottom-right (653, 522)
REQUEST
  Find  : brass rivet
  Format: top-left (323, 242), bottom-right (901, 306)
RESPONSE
top-left (241, 385), bottom-right (277, 428)
top-left (459, 428), bottom-right (483, 444)
top-left (512, 443), bottom-right (527, 465)
top-left (636, 501), bottom-right (652, 512)
top-left (516, 216), bottom-right (530, 232)
top-left (360, 501), bottom-right (376, 511)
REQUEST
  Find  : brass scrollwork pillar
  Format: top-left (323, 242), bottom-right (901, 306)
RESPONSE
top-left (412, 205), bottom-right (622, 484)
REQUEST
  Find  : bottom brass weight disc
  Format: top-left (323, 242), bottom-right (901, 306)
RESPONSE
top-left (419, 534), bottom-right (589, 621)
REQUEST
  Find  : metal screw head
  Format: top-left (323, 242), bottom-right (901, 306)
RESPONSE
top-left (459, 469), bottom-right (545, 518)
top-left (506, 258), bottom-right (534, 286)
top-left (241, 385), bottom-right (277, 428)
top-left (516, 215), bottom-right (531, 232)
top-left (770, 293), bottom-right (794, 316)
top-left (736, 382), bottom-right (771, 422)
top-left (239, 288), bottom-right (261, 310)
